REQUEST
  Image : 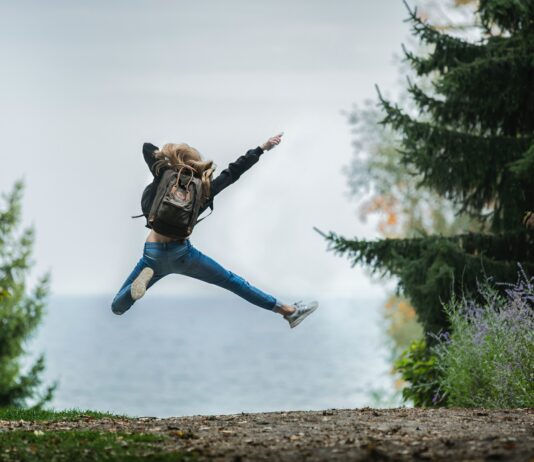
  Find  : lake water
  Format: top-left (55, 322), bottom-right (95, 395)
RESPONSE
top-left (26, 294), bottom-right (395, 417)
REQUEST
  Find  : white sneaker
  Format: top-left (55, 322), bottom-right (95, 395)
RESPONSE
top-left (130, 267), bottom-right (154, 301)
top-left (284, 300), bottom-right (319, 328)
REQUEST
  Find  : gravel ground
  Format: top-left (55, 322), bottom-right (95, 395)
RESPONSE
top-left (1, 408), bottom-right (533, 461)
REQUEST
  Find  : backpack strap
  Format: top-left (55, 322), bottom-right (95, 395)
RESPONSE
top-left (195, 203), bottom-right (214, 224)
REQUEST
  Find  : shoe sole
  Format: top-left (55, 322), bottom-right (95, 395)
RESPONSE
top-left (290, 301), bottom-right (319, 329)
top-left (131, 267), bottom-right (154, 301)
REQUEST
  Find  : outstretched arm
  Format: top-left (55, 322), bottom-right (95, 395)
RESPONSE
top-left (208, 132), bottom-right (284, 200)
top-left (197, 133), bottom-right (283, 214)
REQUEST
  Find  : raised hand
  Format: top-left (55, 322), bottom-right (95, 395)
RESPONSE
top-left (261, 132), bottom-right (284, 151)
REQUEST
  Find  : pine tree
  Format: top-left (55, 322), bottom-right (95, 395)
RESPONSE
top-left (0, 181), bottom-right (56, 407)
top-left (318, 0), bottom-right (534, 336)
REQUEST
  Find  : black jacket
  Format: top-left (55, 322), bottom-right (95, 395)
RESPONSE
top-left (140, 142), bottom-right (265, 228)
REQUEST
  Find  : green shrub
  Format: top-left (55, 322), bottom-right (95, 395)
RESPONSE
top-left (394, 338), bottom-right (444, 407)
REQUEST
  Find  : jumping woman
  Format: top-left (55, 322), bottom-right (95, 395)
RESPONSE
top-left (111, 133), bottom-right (319, 328)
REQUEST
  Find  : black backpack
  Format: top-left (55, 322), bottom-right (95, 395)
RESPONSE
top-left (141, 166), bottom-right (210, 239)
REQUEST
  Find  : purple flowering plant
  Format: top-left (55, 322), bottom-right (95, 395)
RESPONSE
top-left (432, 265), bottom-right (534, 408)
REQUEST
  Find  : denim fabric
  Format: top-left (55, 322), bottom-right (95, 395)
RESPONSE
top-left (111, 240), bottom-right (281, 315)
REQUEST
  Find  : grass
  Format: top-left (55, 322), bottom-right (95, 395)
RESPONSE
top-left (0, 408), bottom-right (125, 422)
top-left (0, 408), bottom-right (197, 460)
top-left (0, 431), bottom-right (195, 461)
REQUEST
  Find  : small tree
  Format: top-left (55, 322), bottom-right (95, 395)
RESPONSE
top-left (0, 181), bottom-right (56, 407)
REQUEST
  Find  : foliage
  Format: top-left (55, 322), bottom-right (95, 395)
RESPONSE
top-left (394, 338), bottom-right (443, 407)
top-left (343, 1), bottom-right (483, 405)
top-left (343, 0), bottom-right (483, 240)
top-left (433, 268), bottom-right (534, 407)
top-left (0, 431), bottom-right (195, 462)
top-left (317, 227), bottom-right (534, 335)
top-left (0, 181), bottom-right (56, 407)
top-left (383, 2), bottom-right (534, 233)
top-left (323, 0), bottom-right (534, 339)
top-left (343, 79), bottom-right (481, 240)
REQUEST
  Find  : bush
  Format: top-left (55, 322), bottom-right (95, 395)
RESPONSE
top-left (394, 338), bottom-right (444, 407)
top-left (433, 267), bottom-right (534, 408)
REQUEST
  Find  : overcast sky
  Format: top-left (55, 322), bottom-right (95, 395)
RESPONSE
top-left (1, 0), bottom-right (411, 301)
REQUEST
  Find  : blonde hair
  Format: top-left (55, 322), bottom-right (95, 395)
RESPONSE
top-left (153, 143), bottom-right (216, 204)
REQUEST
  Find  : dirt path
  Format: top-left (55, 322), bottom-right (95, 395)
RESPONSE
top-left (2, 408), bottom-right (533, 461)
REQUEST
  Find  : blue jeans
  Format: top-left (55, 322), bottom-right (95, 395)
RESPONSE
top-left (111, 240), bottom-right (283, 315)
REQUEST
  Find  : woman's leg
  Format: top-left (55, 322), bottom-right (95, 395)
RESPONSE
top-left (111, 257), bottom-right (165, 315)
top-left (173, 244), bottom-right (284, 312)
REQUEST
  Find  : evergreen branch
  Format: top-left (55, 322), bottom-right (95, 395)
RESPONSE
top-left (383, 101), bottom-right (531, 225)
top-left (507, 143), bottom-right (534, 178)
top-left (404, 25), bottom-right (532, 77)
top-left (312, 226), bottom-right (328, 239)
top-left (322, 230), bottom-right (534, 267)
top-left (478, 0), bottom-right (534, 34)
top-left (407, 73), bottom-right (534, 137)
top-left (319, 229), bottom-right (534, 334)
top-left (401, 0), bottom-right (483, 76)
top-left (406, 80), bottom-right (443, 114)
top-left (380, 94), bottom-right (532, 148)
